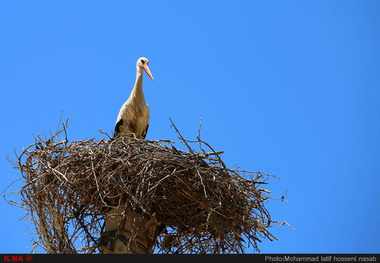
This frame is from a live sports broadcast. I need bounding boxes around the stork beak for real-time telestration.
[142,64,154,81]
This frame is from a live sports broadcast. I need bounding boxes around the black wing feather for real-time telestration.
[141,124,149,139]
[114,118,124,138]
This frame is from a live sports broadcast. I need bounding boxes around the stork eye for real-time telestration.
[141,59,146,64]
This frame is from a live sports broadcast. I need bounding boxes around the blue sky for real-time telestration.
[1,1,379,253]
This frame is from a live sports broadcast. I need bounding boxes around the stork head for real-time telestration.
[137,57,154,81]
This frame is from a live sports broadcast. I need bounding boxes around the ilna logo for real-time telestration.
[3,255,33,262]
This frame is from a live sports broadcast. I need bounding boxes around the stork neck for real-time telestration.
[131,67,145,103]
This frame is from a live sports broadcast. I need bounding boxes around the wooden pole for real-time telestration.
[100,207,157,254]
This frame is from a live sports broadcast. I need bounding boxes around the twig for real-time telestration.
[168,117,194,154]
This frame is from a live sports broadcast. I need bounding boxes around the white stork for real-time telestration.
[114,57,154,139]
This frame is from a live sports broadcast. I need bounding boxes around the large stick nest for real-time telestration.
[9,118,285,254]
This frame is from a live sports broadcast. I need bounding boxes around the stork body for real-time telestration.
[114,57,154,139]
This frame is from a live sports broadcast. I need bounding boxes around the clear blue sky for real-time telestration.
[1,1,379,254]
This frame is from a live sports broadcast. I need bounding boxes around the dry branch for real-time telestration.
[7,118,286,254]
